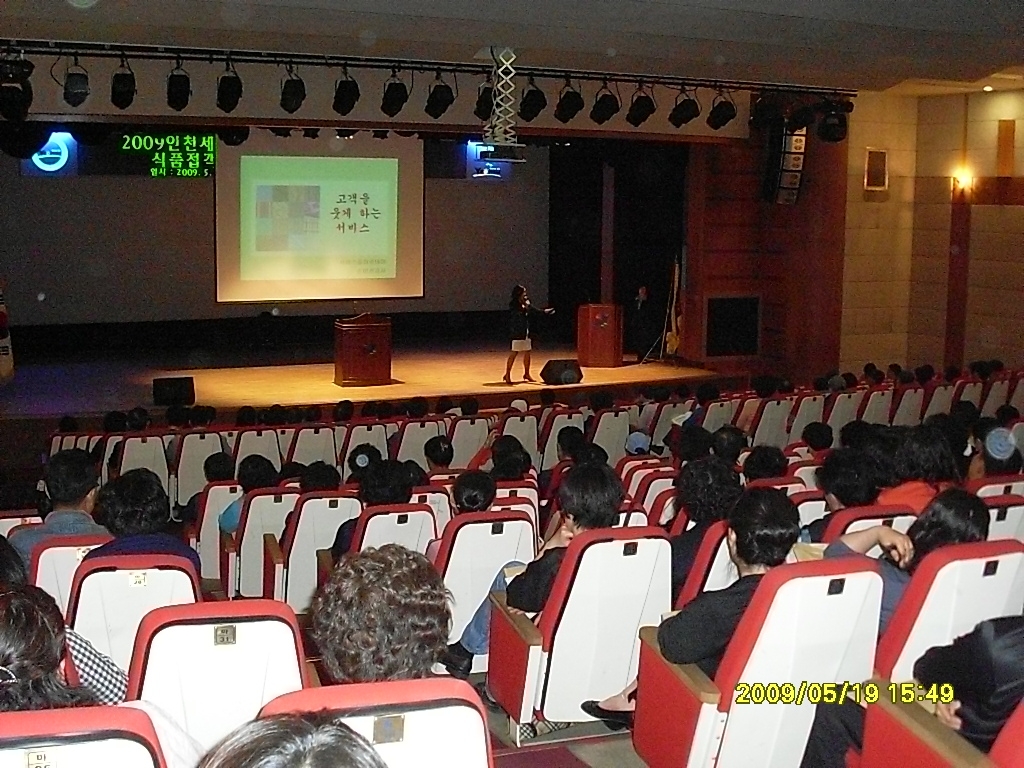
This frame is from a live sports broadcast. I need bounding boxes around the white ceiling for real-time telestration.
[4,0,1024,92]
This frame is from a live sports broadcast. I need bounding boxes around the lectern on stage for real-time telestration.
[334,315,392,386]
[577,304,623,368]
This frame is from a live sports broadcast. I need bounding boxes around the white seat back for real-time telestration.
[787,395,825,443]
[975,479,1024,498]
[0,512,42,538]
[120,436,170,491]
[358,509,437,554]
[842,514,917,558]
[982,378,1011,417]
[923,384,955,419]
[196,483,242,580]
[651,401,693,449]
[449,417,491,469]
[751,399,793,448]
[987,497,1024,542]
[892,387,925,426]
[235,429,283,471]
[700,401,734,433]
[498,415,539,467]
[1010,377,1024,413]
[539,412,586,471]
[826,391,864,445]
[618,510,650,527]
[175,432,224,506]
[284,495,362,612]
[287,426,338,467]
[411,490,453,533]
[31,538,110,614]
[860,389,893,426]
[791,464,820,490]
[396,420,443,471]
[340,424,389,481]
[591,410,631,465]
[237,492,299,597]
[958,380,983,407]
[796,497,828,527]
[275,429,296,458]
[639,476,675,516]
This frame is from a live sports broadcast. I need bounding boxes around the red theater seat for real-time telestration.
[821,505,918,552]
[192,480,241,581]
[350,503,436,554]
[223,489,299,598]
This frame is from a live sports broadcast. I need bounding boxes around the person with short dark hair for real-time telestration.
[539,389,559,408]
[887,363,903,381]
[443,462,623,677]
[877,424,959,512]
[801,422,834,454]
[346,443,382,486]
[199,713,387,768]
[235,406,258,427]
[802,449,882,542]
[459,396,480,417]
[331,460,414,560]
[87,469,201,573]
[743,446,788,481]
[915,364,936,386]
[435,396,455,415]
[126,407,151,433]
[103,411,129,433]
[278,462,307,483]
[489,435,532,481]
[10,449,107,566]
[582,487,801,728]
[839,419,874,450]
[299,461,341,493]
[333,400,355,423]
[453,470,497,513]
[667,423,713,463]
[424,436,454,472]
[219,455,279,535]
[406,397,430,419]
[996,404,1020,428]
[944,365,961,383]
[711,426,747,467]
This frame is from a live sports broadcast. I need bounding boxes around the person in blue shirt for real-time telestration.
[218,455,279,535]
[86,468,201,574]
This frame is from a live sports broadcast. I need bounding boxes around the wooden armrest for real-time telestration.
[220,531,237,554]
[639,626,720,704]
[316,549,334,588]
[264,533,284,565]
[488,591,542,646]
[865,693,991,766]
[183,523,197,542]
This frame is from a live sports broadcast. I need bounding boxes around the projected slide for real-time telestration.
[241,156,397,281]
[216,133,423,303]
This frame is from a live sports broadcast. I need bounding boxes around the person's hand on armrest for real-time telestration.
[836,525,913,566]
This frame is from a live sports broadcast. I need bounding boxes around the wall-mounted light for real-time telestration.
[953,167,974,191]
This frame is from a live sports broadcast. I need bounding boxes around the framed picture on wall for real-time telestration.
[864,148,889,191]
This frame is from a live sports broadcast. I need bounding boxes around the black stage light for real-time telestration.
[553,79,584,123]
[63,57,89,107]
[788,103,817,130]
[302,128,320,139]
[589,82,620,125]
[0,58,34,121]
[625,84,656,127]
[110,56,136,110]
[336,129,358,139]
[748,93,782,130]
[668,90,700,127]
[517,77,547,122]
[706,94,737,130]
[816,99,853,142]
[216,62,243,113]
[0,121,48,158]
[332,69,360,116]
[166,59,191,111]
[381,68,409,117]
[424,71,455,119]
[474,77,494,122]
[280,65,306,114]
[218,126,250,146]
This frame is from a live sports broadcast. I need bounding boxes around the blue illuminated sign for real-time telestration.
[21,132,78,177]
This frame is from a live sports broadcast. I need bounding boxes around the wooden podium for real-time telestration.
[577,304,623,368]
[334,315,392,386]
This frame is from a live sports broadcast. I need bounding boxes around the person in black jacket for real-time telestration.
[504,284,554,385]
[442,462,623,678]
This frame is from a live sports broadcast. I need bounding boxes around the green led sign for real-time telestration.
[118,132,216,177]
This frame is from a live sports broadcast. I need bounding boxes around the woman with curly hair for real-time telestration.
[311,544,451,683]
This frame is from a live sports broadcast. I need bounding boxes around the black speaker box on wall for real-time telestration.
[153,376,196,406]
[540,359,583,385]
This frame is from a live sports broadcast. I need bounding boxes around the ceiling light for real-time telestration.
[216,61,243,113]
[381,68,409,117]
[590,81,620,125]
[706,92,737,130]
[518,77,547,122]
[63,56,89,107]
[0,57,33,122]
[668,89,700,128]
[424,70,455,119]
[473,76,494,122]
[625,83,656,127]
[788,103,817,131]
[280,64,306,114]
[110,56,135,110]
[332,68,360,116]
[983,85,994,92]
[336,129,358,139]
[302,128,320,139]
[166,58,191,111]
[553,79,584,123]
[217,126,250,146]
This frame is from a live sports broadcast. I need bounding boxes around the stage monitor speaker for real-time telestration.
[540,359,583,386]
[153,376,196,406]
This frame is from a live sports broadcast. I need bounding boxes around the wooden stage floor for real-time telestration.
[0,344,718,419]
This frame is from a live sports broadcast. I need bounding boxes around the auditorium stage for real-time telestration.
[0,343,719,419]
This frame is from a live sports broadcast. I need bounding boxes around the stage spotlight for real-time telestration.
[625,84,656,127]
[668,89,700,127]
[332,68,360,116]
[63,57,89,107]
[381,68,409,117]
[789,103,817,130]
[336,129,358,139]
[217,126,250,146]
[216,61,243,113]
[302,128,320,139]
[280,65,306,114]
[424,71,455,119]
[518,77,547,122]
[589,81,620,125]
[0,57,34,121]
[553,79,584,123]
[473,76,494,122]
[706,93,737,130]
[166,58,191,111]
[748,93,782,130]
[110,56,135,110]
[816,99,854,143]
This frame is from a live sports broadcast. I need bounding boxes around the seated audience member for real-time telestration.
[312,544,449,682]
[453,470,498,514]
[403,397,428,419]
[126,407,151,433]
[299,461,341,493]
[943,365,961,383]
[968,427,1023,480]
[742,445,788,482]
[0,536,127,704]
[928,412,973,478]
[838,419,874,450]
[625,431,651,456]
[861,362,879,383]
[459,396,480,417]
[278,461,307,485]
[888,363,904,382]
[434,396,455,415]
[235,406,259,427]
[346,443,383,486]
[801,614,1024,767]
[824,487,989,633]
[667,423,713,464]
[489,435,533,481]
[87,469,201,573]
[803,449,882,542]
[199,714,387,768]
[582,487,801,728]
[102,410,129,433]
[0,585,201,767]
[711,426,747,468]
[443,462,623,678]
[333,399,355,423]
[801,421,834,456]
[669,457,743,599]
[10,449,107,566]
[541,426,588,500]
[402,459,428,488]
[584,391,616,434]
[330,460,415,560]
[996,404,1020,428]
[218,455,279,535]
[175,451,234,526]
[915,364,936,387]
[876,424,958,512]
[163,405,192,462]
[376,401,395,419]
[424,435,455,473]
[57,415,79,433]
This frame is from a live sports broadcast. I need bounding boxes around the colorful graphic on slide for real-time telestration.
[240,156,398,281]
